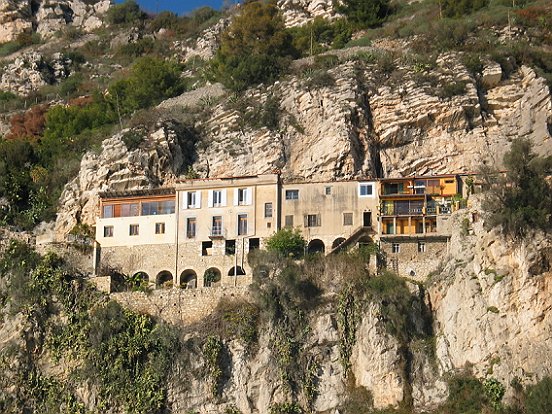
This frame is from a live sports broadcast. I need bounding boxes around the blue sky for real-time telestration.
[115,0,233,15]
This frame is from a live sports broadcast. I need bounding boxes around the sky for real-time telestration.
[115,0,230,15]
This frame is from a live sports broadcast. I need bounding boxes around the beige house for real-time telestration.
[280,180,379,254]
[94,173,465,288]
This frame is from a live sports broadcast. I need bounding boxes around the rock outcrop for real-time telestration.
[0,51,71,95]
[54,124,186,240]
[278,0,340,27]
[0,0,109,43]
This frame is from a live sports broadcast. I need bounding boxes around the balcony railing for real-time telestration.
[381,203,452,216]
[209,227,226,239]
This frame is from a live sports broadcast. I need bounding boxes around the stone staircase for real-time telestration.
[328,226,375,255]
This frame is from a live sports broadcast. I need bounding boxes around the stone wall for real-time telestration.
[381,237,448,280]
[111,285,250,325]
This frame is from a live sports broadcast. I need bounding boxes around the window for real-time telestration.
[225,239,236,255]
[120,203,139,217]
[155,223,165,234]
[234,188,251,206]
[418,242,426,253]
[186,218,196,238]
[129,224,139,236]
[249,238,260,251]
[238,188,247,205]
[202,240,212,256]
[187,192,197,208]
[285,189,299,200]
[343,213,353,226]
[102,205,113,218]
[213,190,222,206]
[103,226,113,237]
[285,215,294,227]
[325,186,332,195]
[392,243,400,253]
[211,216,222,236]
[305,214,321,227]
[142,200,175,215]
[264,202,273,218]
[238,214,248,235]
[359,183,374,197]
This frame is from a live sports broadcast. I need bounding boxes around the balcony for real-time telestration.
[209,227,226,239]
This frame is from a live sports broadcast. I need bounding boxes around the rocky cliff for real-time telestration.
[3,198,551,413]
[0,0,109,42]
[53,51,552,235]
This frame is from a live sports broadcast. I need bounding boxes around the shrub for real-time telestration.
[525,377,552,414]
[106,0,146,25]
[265,229,306,259]
[289,17,352,56]
[439,81,467,98]
[335,0,391,29]
[108,56,186,114]
[481,138,552,239]
[438,0,490,18]
[212,0,298,91]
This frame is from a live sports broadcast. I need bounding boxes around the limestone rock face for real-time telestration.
[0,1,32,42]
[278,0,340,27]
[428,199,552,402]
[0,0,109,43]
[350,303,405,409]
[0,51,70,95]
[54,125,185,240]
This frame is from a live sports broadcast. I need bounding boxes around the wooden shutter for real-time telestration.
[207,190,213,208]
[181,192,188,210]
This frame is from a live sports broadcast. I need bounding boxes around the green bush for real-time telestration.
[265,229,306,259]
[106,0,146,25]
[438,0,490,18]
[289,18,352,57]
[482,138,552,238]
[108,56,186,115]
[212,0,298,91]
[526,377,552,414]
[335,0,391,29]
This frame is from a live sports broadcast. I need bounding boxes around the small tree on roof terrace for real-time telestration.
[265,228,306,259]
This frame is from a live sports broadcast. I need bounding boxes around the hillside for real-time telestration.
[0,0,551,413]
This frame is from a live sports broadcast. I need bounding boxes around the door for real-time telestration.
[363,211,372,227]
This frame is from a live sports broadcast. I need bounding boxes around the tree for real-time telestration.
[437,0,489,18]
[265,228,306,258]
[107,56,186,114]
[212,0,298,91]
[481,138,552,239]
[334,0,390,29]
[106,0,146,25]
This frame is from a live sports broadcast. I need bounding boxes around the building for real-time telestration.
[94,173,464,287]
[377,175,461,278]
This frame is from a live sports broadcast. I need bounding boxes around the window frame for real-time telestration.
[285,189,299,200]
[103,225,114,237]
[237,213,248,236]
[284,215,294,228]
[129,224,139,236]
[418,241,426,253]
[186,217,197,239]
[264,202,273,218]
[343,212,353,226]
[359,182,374,197]
[392,243,400,253]
[155,222,165,235]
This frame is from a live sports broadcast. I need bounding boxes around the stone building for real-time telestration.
[377,175,461,279]
[94,173,463,287]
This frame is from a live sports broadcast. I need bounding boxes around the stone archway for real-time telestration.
[307,239,325,255]
[156,270,173,289]
[204,267,221,287]
[228,266,246,276]
[129,271,150,290]
[332,237,346,249]
[180,269,198,289]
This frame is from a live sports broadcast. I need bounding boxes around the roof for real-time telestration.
[99,187,175,200]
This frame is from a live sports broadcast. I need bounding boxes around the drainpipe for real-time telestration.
[175,191,180,287]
